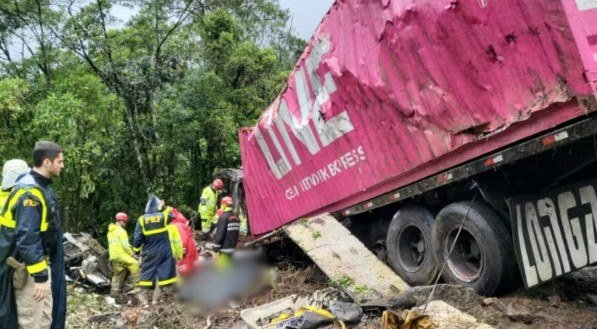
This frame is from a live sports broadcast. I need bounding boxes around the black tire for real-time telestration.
[432,201,518,296]
[386,205,438,285]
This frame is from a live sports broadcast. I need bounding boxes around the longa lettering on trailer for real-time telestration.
[509,180,597,288]
[252,35,355,180]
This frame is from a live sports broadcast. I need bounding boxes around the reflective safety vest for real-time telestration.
[0,190,9,212]
[0,187,48,232]
[167,224,183,261]
[138,208,172,236]
[198,186,219,223]
[0,185,50,275]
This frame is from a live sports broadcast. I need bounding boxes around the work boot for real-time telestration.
[110,288,123,298]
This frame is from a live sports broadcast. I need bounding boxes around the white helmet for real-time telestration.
[2,159,30,190]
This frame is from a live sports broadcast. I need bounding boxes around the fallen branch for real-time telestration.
[202,315,213,329]
[87,312,118,323]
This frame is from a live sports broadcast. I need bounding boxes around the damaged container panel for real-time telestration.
[239,0,597,234]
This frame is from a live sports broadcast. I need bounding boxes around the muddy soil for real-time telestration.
[67,239,597,329]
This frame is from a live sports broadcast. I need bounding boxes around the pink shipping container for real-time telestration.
[239,0,597,235]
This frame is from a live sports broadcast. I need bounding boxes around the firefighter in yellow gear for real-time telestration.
[107,212,139,295]
[197,178,224,241]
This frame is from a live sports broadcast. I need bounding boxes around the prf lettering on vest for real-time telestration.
[515,184,597,287]
[145,216,161,224]
[254,35,355,179]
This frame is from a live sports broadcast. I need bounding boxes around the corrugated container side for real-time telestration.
[240,0,597,235]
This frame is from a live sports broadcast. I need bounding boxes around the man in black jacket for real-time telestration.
[0,141,67,329]
[209,196,239,256]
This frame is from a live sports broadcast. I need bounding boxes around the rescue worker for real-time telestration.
[167,220,184,264]
[0,159,31,328]
[133,195,181,304]
[196,178,224,241]
[209,196,240,257]
[170,208,198,275]
[0,159,29,209]
[107,212,139,296]
[0,141,67,329]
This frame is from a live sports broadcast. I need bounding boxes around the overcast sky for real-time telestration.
[112,1,335,40]
[278,0,334,40]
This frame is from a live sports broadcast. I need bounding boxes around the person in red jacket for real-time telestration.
[170,208,198,275]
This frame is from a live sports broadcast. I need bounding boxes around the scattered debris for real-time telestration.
[87,312,119,324]
[382,309,434,329]
[328,301,362,323]
[64,235,597,329]
[104,296,120,308]
[240,295,301,328]
[240,287,351,328]
[385,292,417,310]
[481,298,501,308]
[548,294,561,308]
[479,295,541,325]
[121,308,140,326]
[417,301,494,329]
[504,302,542,324]
[63,232,111,291]
[268,305,336,329]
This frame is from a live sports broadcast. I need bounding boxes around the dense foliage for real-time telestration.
[0,0,306,237]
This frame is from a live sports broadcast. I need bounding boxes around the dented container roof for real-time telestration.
[240,0,597,235]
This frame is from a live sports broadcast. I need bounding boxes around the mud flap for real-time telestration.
[509,179,597,288]
[284,213,409,305]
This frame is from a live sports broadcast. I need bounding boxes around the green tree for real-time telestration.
[0,0,306,235]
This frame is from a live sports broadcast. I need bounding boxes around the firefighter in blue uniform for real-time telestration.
[133,195,177,303]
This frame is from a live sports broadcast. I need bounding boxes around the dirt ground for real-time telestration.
[67,261,329,328]
[67,240,597,329]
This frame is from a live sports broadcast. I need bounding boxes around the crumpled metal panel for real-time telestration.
[240,0,597,235]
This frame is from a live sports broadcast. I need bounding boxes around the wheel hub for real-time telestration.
[445,228,483,283]
[397,225,428,273]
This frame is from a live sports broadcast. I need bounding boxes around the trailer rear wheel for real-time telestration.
[386,205,438,285]
[432,201,517,296]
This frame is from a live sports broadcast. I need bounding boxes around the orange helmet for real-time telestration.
[212,178,224,190]
[221,196,233,207]
[115,212,128,222]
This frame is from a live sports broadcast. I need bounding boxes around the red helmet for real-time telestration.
[115,212,128,222]
[212,178,224,190]
[221,196,233,207]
